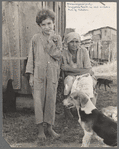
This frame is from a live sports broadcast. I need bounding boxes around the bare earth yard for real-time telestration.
[3,74,117,148]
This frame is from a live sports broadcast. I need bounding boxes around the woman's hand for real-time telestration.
[29,74,34,87]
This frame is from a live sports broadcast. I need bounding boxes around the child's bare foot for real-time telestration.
[47,124,60,139]
[35,132,46,146]
[48,129,60,139]
[35,123,46,145]
[38,132,46,141]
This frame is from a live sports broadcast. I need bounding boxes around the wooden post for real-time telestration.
[108,43,110,62]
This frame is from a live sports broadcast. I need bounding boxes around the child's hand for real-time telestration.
[48,31,60,46]
[48,30,55,41]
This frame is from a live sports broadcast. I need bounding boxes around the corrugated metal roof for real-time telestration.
[84,26,117,36]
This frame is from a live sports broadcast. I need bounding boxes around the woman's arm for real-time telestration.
[83,46,92,68]
[61,65,94,77]
[61,64,92,75]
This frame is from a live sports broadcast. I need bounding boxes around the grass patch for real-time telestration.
[2,70,117,147]
[92,60,117,76]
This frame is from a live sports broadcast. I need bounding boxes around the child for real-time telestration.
[26,9,62,142]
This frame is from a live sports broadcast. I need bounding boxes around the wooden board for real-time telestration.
[2,2,20,89]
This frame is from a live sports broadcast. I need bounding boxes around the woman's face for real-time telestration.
[40,17,54,35]
[68,38,80,51]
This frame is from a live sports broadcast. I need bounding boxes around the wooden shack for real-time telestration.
[2,1,66,94]
[82,26,117,62]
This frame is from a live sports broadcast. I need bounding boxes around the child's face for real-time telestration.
[40,17,54,35]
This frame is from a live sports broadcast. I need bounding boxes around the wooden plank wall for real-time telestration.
[91,28,117,61]
[2,1,66,94]
[2,1,42,92]
[2,2,20,90]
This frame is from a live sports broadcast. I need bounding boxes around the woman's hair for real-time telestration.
[36,9,55,26]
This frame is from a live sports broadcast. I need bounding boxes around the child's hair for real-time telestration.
[36,9,55,26]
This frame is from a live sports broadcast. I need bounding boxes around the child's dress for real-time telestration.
[26,32,62,125]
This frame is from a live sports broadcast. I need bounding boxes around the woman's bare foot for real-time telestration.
[47,124,60,139]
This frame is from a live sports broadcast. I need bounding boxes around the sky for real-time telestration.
[66,2,117,35]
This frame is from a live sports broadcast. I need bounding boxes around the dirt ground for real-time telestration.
[3,75,117,148]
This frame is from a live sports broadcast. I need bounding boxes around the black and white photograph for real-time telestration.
[2,1,117,148]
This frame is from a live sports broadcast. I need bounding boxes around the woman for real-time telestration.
[26,9,62,142]
[61,32,97,105]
